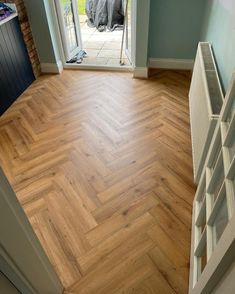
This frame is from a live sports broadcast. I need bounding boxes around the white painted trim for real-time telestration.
[46,0,137,71]
[125,0,136,66]
[131,0,137,66]
[40,61,63,74]
[149,58,194,70]
[133,67,149,78]
[56,60,63,73]
[54,0,81,61]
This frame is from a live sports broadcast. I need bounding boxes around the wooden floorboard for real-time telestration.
[0,69,195,293]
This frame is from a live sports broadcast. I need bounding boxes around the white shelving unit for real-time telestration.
[189,74,235,294]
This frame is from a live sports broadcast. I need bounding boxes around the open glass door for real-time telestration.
[55,0,82,61]
[125,0,134,65]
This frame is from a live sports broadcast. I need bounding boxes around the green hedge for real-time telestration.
[78,0,86,15]
[61,0,86,15]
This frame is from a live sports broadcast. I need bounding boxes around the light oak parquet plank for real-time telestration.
[69,255,156,294]
[77,213,156,274]
[148,246,188,294]
[114,273,176,294]
[0,69,194,293]
[86,194,158,247]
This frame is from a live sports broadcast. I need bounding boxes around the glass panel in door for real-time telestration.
[125,0,132,64]
[55,0,82,61]
[60,0,78,52]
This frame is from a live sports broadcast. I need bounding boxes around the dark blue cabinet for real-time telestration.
[0,16,35,115]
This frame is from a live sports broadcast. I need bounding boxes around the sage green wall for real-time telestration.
[135,0,150,67]
[24,0,57,64]
[201,0,235,91]
[148,0,205,59]
[43,0,61,63]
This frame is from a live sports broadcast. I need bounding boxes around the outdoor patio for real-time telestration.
[80,15,131,66]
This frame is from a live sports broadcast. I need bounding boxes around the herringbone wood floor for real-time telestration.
[0,70,195,294]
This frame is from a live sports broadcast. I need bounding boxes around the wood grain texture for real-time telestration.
[0,69,195,293]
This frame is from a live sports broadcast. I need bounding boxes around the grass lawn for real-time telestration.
[78,0,86,15]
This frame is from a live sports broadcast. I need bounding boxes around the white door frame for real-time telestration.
[50,0,137,71]
[125,0,135,64]
[0,168,63,294]
[54,0,82,61]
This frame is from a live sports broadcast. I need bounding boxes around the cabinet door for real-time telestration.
[0,17,35,115]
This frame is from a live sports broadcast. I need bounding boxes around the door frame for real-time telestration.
[0,168,63,294]
[54,0,82,61]
[49,0,137,71]
[125,0,135,65]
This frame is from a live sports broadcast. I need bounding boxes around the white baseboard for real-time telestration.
[40,60,63,74]
[133,67,149,78]
[149,58,194,70]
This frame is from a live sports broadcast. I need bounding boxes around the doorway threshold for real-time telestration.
[64,63,133,72]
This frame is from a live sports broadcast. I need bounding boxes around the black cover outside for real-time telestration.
[85,0,124,31]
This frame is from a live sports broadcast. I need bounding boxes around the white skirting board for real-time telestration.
[133,67,149,78]
[40,60,63,74]
[149,58,194,70]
